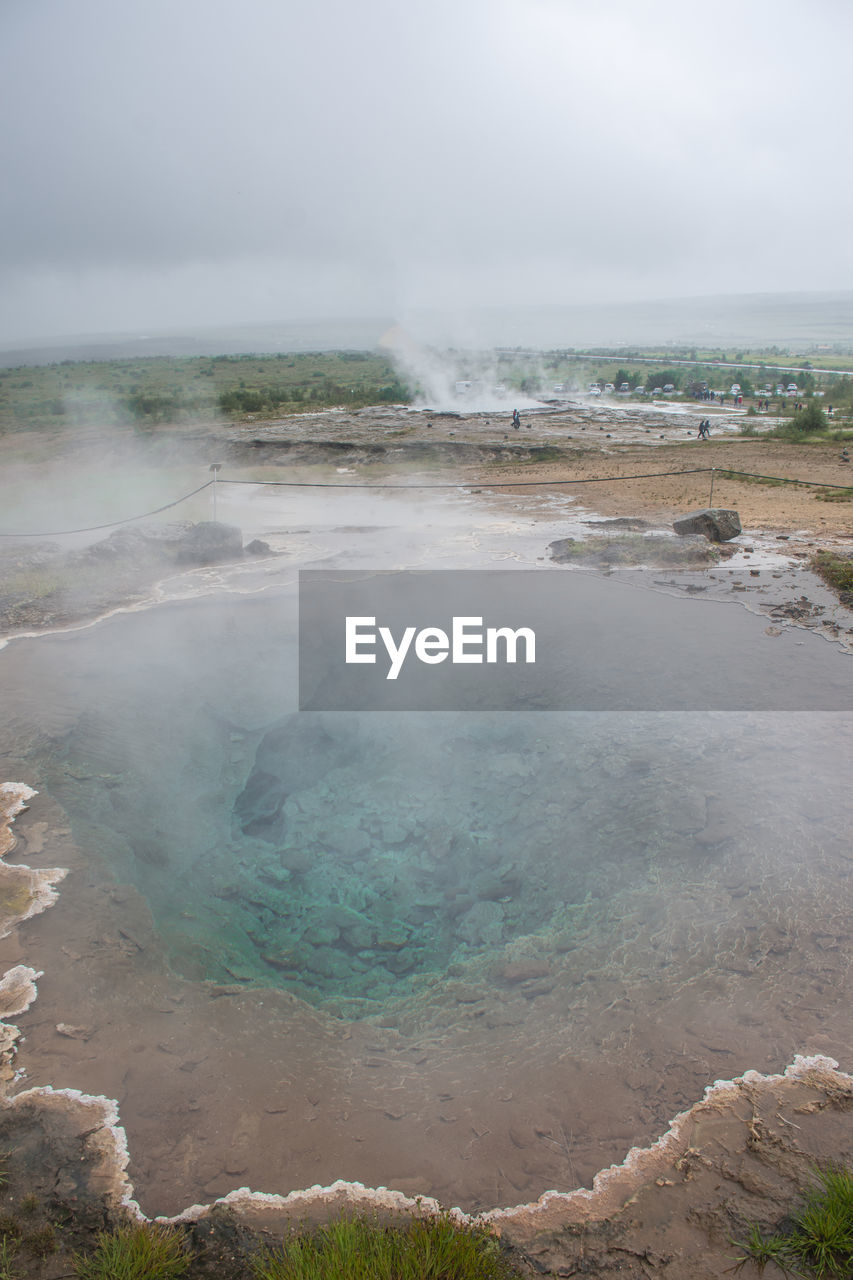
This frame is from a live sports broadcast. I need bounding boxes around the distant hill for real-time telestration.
[414,291,853,351]
[2,291,852,367]
[0,317,393,368]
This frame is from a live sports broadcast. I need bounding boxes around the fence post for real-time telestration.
[209,462,222,522]
[709,467,716,506]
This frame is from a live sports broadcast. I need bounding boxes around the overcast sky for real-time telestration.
[2,0,852,344]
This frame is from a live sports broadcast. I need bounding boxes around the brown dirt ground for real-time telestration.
[467,439,853,538]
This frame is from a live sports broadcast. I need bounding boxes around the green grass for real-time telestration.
[814,488,853,502]
[732,1165,853,1278]
[74,1222,193,1280]
[0,1237,16,1280]
[716,469,805,490]
[811,550,853,593]
[249,1212,520,1280]
[789,1166,853,1279]
[732,1221,793,1273]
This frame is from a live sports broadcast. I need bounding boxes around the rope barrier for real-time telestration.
[0,480,213,538]
[218,468,715,490]
[1,465,852,538]
[713,469,853,491]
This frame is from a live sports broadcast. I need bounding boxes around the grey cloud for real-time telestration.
[1,0,852,341]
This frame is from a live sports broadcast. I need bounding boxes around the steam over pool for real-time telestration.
[2,481,852,1214]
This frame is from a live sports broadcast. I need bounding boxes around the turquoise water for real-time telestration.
[11,580,851,1025]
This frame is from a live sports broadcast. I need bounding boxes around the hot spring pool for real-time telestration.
[1,485,852,1215]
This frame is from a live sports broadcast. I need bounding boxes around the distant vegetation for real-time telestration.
[482,344,853,416]
[2,341,853,437]
[0,351,410,434]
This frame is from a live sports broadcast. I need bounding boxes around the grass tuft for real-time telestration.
[732,1164,853,1278]
[814,488,853,502]
[811,550,853,594]
[0,1237,17,1280]
[249,1211,520,1280]
[789,1166,853,1279]
[731,1221,793,1273]
[74,1222,193,1280]
[23,1222,57,1257]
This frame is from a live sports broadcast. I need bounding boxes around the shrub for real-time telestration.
[794,403,828,433]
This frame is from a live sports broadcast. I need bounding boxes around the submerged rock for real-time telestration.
[673,507,742,541]
[457,900,504,946]
[235,715,357,842]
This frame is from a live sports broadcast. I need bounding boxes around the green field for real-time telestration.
[0,350,409,435]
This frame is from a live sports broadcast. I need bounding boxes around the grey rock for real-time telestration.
[176,521,244,564]
[672,508,742,542]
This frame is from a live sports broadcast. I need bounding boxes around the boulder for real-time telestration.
[673,508,742,542]
[175,521,243,564]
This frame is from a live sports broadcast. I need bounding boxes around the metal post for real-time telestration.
[209,463,222,522]
[709,467,715,506]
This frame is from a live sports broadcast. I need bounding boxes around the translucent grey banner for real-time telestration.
[298,570,853,711]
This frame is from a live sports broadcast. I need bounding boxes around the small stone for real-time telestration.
[55,1023,94,1041]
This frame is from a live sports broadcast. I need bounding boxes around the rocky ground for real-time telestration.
[1,398,852,637]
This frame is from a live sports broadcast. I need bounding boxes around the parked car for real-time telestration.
[588,385,601,396]
[604,382,615,393]
[619,382,630,392]
[663,384,675,393]
[633,385,645,394]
